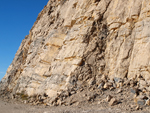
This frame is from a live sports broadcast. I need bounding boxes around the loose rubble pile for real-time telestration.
[1,75,150,112]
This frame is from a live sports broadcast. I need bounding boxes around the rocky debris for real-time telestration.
[1,77,150,112]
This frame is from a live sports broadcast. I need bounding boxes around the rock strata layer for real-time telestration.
[1,0,150,109]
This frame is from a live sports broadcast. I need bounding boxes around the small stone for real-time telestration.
[57,99,61,105]
[109,98,118,106]
[97,82,104,89]
[101,75,107,81]
[134,94,148,105]
[130,88,139,94]
[133,94,138,98]
[87,96,90,101]
[142,88,147,93]
[114,77,122,83]
[53,102,58,106]
[146,86,150,92]
[124,79,130,86]
[103,83,108,89]
[70,91,76,95]
[134,96,138,103]
[24,100,27,104]
[110,87,115,91]
[137,74,142,79]
[138,95,148,100]
[89,78,96,86]
[79,88,83,92]
[76,102,80,106]
[136,106,140,110]
[146,80,150,86]
[106,95,113,102]
[146,92,150,98]
[87,95,96,101]
[97,101,101,104]
[137,99,145,106]
[130,104,136,108]
[103,82,112,89]
[43,112,48,113]
[145,99,150,106]
[115,82,123,88]
[117,89,122,93]
[11,94,15,99]
[108,80,114,83]
[116,83,120,88]
[119,82,123,87]
[130,80,136,87]
[113,83,117,88]
[83,94,87,97]
[139,80,147,86]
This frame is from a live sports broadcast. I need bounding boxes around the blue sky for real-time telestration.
[0,0,48,80]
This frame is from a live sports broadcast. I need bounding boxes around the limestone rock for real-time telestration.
[130,88,139,95]
[106,95,113,102]
[103,82,113,89]
[145,99,150,106]
[109,98,118,106]
[1,0,150,107]
[116,89,122,94]
[134,95,148,106]
[137,100,145,106]
[97,82,104,89]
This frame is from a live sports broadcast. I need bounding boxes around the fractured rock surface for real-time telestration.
[1,0,150,111]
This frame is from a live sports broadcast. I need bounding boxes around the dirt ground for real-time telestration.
[0,98,149,113]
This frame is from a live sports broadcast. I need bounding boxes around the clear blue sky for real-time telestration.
[0,0,48,80]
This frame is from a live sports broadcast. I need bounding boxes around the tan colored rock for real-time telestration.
[103,82,113,89]
[1,0,150,106]
[106,95,113,102]
[146,99,150,106]
[109,98,118,106]
[139,80,147,87]
[146,86,150,92]
[116,89,122,94]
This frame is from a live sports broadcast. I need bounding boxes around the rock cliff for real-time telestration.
[1,0,150,109]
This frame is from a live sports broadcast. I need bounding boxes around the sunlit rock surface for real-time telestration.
[1,0,150,98]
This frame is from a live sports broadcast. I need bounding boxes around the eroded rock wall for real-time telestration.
[1,0,150,98]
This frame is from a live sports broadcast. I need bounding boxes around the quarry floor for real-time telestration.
[0,98,149,113]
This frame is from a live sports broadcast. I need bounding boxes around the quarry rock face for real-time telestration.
[1,0,150,103]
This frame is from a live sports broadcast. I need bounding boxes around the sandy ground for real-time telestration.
[0,98,149,113]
